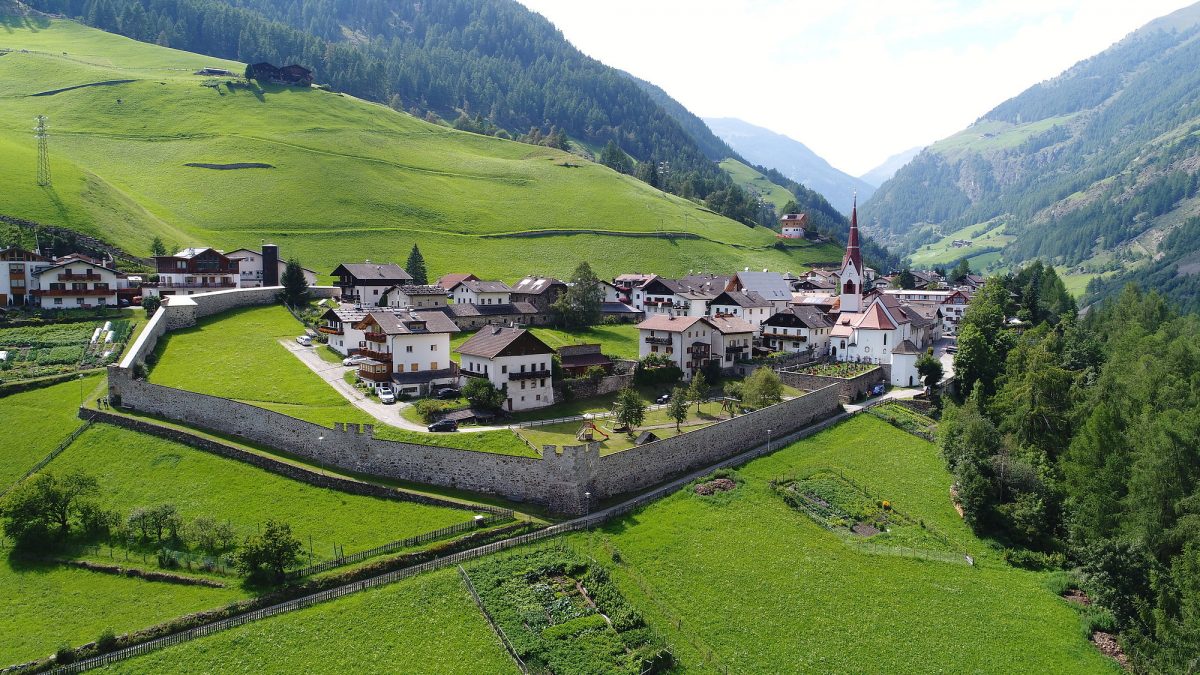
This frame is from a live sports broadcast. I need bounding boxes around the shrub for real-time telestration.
[413,398,451,423]
[55,644,76,664]
[96,628,118,652]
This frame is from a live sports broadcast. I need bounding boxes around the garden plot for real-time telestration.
[0,319,134,381]
[793,361,878,378]
[467,547,672,674]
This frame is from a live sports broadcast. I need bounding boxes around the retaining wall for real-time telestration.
[555,372,633,401]
[778,366,884,402]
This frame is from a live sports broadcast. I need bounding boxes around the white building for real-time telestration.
[635,314,714,380]
[351,310,459,395]
[761,306,834,356]
[779,213,807,238]
[940,290,971,336]
[0,246,50,306]
[382,284,448,310]
[148,248,242,297]
[331,262,412,305]
[704,315,757,371]
[228,245,317,289]
[456,326,555,412]
[708,290,773,328]
[31,257,121,309]
[450,279,512,306]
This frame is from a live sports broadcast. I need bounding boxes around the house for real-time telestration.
[437,273,478,291]
[939,290,971,336]
[318,306,370,355]
[635,314,714,380]
[728,270,792,312]
[708,290,773,328]
[30,257,121,309]
[0,246,50,306]
[450,279,511,306]
[599,280,623,303]
[147,248,241,297]
[638,274,728,317]
[704,315,757,372]
[440,301,548,330]
[351,310,459,395]
[778,213,807,238]
[509,277,567,312]
[761,306,834,356]
[331,262,412,305]
[456,326,556,411]
[227,245,316,288]
[557,344,613,378]
[382,284,448,310]
[613,273,654,304]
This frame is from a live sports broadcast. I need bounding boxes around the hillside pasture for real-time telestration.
[0,372,104,488]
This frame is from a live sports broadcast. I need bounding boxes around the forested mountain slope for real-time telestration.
[0,14,846,280]
[861,2,1200,306]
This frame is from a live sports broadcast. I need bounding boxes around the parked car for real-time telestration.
[656,392,671,404]
[343,355,368,367]
[435,388,460,400]
[295,335,313,346]
[428,418,458,432]
[378,387,396,404]
[945,345,958,354]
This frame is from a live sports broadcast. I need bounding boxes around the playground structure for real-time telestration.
[576,421,611,442]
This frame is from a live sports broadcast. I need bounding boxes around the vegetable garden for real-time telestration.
[0,318,135,381]
[793,361,878,378]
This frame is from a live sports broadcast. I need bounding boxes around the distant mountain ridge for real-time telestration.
[861,1,1200,309]
[859,146,922,187]
[704,117,875,214]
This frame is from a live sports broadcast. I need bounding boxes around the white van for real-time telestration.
[295,335,313,347]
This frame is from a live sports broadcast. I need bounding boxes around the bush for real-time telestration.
[413,398,451,423]
[96,628,118,652]
[1002,548,1067,571]
[55,644,76,664]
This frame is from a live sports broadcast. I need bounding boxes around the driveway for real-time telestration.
[932,336,957,383]
[280,341,506,433]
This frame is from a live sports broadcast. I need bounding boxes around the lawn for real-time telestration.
[0,18,843,282]
[516,404,722,454]
[0,557,243,667]
[0,372,105,489]
[148,304,535,456]
[569,415,1117,672]
[47,424,476,562]
[97,569,515,674]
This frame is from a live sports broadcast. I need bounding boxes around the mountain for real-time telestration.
[704,117,875,214]
[625,74,738,162]
[861,2,1200,307]
[0,14,848,281]
[859,146,922,187]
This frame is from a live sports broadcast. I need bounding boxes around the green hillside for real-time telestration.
[860,3,1200,305]
[0,16,842,280]
[719,158,797,212]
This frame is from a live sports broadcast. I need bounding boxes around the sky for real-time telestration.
[517,0,1196,176]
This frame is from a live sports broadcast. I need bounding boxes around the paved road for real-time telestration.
[843,386,924,413]
[280,341,507,433]
[932,336,957,383]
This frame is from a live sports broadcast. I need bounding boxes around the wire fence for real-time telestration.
[285,512,513,580]
[0,418,93,499]
[458,565,529,675]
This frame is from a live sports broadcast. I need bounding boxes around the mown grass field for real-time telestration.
[719,157,799,212]
[449,323,641,363]
[0,557,243,667]
[97,569,514,674]
[0,372,104,488]
[570,415,1117,672]
[908,219,1014,268]
[517,405,722,454]
[0,17,842,282]
[48,424,475,561]
[147,304,535,456]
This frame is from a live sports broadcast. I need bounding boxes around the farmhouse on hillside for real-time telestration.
[456,325,555,411]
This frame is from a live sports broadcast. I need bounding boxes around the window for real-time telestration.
[540,379,546,387]
[431,362,438,370]
[430,345,437,351]
[53,297,63,305]
[410,363,418,372]
[501,365,507,374]
[76,298,85,305]
[883,334,888,346]
[406,345,413,353]
[651,345,658,353]
[520,381,526,390]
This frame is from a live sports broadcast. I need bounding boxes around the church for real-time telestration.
[827,198,934,388]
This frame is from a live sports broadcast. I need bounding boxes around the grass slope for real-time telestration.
[719,157,798,212]
[0,373,104,488]
[99,569,515,674]
[0,17,841,281]
[48,424,473,561]
[449,323,641,363]
[147,304,534,456]
[572,416,1115,672]
[0,558,243,666]
[907,219,1014,268]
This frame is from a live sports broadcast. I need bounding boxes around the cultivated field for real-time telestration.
[96,569,515,674]
[570,415,1117,672]
[0,372,104,488]
[0,316,137,382]
[0,18,842,282]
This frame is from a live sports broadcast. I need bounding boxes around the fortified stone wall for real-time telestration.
[554,372,634,402]
[778,366,884,402]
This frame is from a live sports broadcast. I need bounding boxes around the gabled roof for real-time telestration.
[510,277,566,295]
[732,271,792,303]
[711,290,772,309]
[641,276,685,295]
[443,302,538,317]
[855,303,897,331]
[456,326,554,359]
[636,315,709,333]
[331,263,412,282]
[677,274,731,297]
[33,258,119,275]
[385,284,448,297]
[437,273,478,290]
[454,279,511,294]
[356,310,459,335]
[765,305,834,330]
[705,315,756,335]
[891,339,921,355]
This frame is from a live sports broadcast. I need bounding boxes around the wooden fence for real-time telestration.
[0,418,93,499]
[458,565,530,674]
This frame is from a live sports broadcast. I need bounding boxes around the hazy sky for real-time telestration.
[518,0,1195,176]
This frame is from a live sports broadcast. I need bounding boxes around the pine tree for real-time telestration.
[405,244,428,285]
[280,259,309,306]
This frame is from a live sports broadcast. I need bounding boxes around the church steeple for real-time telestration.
[838,193,864,313]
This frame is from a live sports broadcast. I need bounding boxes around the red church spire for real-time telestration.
[841,193,862,274]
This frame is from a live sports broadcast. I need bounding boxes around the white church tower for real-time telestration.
[838,195,864,313]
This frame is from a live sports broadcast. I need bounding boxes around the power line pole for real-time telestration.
[35,115,51,187]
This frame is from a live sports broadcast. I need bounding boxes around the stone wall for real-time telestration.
[554,372,634,402]
[777,366,884,403]
[108,367,840,514]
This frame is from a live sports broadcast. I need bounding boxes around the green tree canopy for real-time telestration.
[405,244,429,285]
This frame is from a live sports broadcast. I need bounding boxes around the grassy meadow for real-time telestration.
[720,157,797,211]
[0,17,841,281]
[47,424,475,561]
[570,415,1117,672]
[449,323,642,363]
[907,219,1014,268]
[0,372,104,488]
[147,304,535,456]
[98,569,515,674]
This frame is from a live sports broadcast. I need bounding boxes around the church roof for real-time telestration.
[840,195,863,276]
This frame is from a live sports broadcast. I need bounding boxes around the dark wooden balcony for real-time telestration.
[358,348,391,362]
[318,325,343,335]
[645,336,672,345]
[363,331,386,343]
[33,288,115,297]
[508,369,551,381]
[58,273,104,281]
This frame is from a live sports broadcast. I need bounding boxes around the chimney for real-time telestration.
[262,243,279,286]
